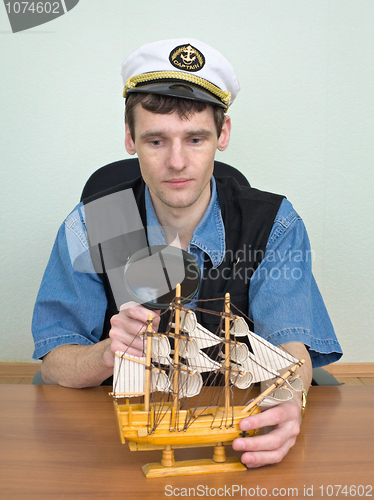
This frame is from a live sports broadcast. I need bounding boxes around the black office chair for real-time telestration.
[33,159,340,386]
[80,158,250,201]
[311,367,340,386]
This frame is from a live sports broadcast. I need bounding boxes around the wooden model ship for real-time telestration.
[111,284,304,478]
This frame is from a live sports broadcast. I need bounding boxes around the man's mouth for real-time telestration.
[165,179,191,187]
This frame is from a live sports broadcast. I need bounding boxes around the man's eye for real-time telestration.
[190,138,202,144]
[150,140,161,146]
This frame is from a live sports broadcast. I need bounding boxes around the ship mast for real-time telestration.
[171,283,182,427]
[144,313,153,413]
[224,292,231,418]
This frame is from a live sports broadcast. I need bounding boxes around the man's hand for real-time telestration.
[232,341,312,468]
[232,398,302,468]
[109,303,160,359]
[41,303,160,388]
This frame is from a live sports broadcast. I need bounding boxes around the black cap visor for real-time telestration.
[126,82,226,109]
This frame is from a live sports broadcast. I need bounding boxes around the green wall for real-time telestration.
[1,0,373,363]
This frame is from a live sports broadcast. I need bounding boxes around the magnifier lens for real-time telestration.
[124,245,200,309]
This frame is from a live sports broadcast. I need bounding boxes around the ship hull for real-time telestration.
[114,401,260,447]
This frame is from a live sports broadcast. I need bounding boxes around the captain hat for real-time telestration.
[121,38,240,112]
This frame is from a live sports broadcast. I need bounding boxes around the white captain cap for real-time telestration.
[121,38,240,112]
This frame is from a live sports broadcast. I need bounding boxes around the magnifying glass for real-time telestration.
[124,245,200,309]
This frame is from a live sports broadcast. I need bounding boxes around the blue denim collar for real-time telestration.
[145,177,225,269]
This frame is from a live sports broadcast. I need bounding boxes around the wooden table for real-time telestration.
[0,385,373,499]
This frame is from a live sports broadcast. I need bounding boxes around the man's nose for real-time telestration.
[168,142,187,170]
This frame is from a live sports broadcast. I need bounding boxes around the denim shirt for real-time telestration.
[32,178,342,367]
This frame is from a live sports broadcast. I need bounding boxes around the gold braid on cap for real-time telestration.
[124,71,231,112]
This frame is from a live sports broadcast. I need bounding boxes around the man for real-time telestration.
[32,39,342,468]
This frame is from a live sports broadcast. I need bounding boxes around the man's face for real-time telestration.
[125,103,231,214]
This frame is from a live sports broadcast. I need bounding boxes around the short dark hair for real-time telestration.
[125,93,225,141]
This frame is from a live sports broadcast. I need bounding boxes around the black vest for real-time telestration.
[83,175,284,339]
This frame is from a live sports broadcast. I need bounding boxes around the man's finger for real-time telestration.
[233,420,299,453]
[240,401,300,431]
[239,438,295,468]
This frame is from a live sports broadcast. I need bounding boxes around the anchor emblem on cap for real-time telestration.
[180,46,197,65]
[169,43,205,72]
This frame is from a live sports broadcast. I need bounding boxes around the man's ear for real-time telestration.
[217,115,231,152]
[124,123,136,155]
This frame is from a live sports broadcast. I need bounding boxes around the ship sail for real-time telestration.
[113,352,171,397]
[113,299,301,404]
[186,351,222,373]
[179,310,221,350]
[114,353,146,396]
[230,317,298,372]
[170,367,203,398]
